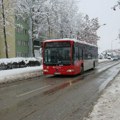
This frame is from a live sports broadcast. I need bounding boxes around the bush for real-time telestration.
[0,57,41,71]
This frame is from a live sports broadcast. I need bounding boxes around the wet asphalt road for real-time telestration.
[0,61,120,120]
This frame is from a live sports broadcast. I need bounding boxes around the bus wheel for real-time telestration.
[80,66,84,74]
[93,62,95,69]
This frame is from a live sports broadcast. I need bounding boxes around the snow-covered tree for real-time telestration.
[16,0,49,57]
[112,1,120,41]
[49,0,78,38]
[113,0,120,10]
[0,0,101,59]
[15,0,79,56]
[75,14,100,45]
[16,0,34,57]
[32,0,78,39]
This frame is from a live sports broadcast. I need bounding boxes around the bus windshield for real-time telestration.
[44,42,71,65]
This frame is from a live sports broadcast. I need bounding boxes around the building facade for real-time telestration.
[15,17,30,57]
[0,0,30,58]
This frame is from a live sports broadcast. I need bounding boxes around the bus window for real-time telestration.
[78,47,83,60]
[44,49,51,63]
[87,54,92,59]
[44,46,71,65]
[74,47,79,61]
[74,46,83,61]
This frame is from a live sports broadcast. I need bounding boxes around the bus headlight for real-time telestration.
[43,69,48,72]
[67,69,74,72]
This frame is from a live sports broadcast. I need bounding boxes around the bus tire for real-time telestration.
[93,62,95,69]
[80,65,84,74]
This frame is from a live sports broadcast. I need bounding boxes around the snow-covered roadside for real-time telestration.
[0,59,110,84]
[84,73,120,120]
[0,57,40,65]
[0,66,43,84]
[98,59,111,63]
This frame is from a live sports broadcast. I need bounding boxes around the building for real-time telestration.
[0,0,30,58]
[15,17,30,57]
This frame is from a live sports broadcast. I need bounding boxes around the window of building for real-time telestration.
[16,27,21,33]
[16,52,21,57]
[24,29,27,35]
[17,40,21,46]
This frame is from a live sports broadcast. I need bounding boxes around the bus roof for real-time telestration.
[43,38,97,47]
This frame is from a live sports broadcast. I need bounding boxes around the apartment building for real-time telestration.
[15,17,30,57]
[0,0,30,58]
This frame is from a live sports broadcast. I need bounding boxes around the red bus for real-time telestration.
[42,39,98,75]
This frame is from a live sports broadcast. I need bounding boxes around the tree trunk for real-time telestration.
[1,0,9,58]
[32,19,35,57]
[29,7,35,57]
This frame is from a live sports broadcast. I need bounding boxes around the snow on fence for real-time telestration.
[0,57,42,70]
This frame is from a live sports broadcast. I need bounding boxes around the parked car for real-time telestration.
[112,57,118,61]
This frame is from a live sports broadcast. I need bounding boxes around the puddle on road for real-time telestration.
[43,75,85,95]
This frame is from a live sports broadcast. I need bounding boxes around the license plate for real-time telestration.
[54,72,61,75]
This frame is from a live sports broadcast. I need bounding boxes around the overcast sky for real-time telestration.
[78,0,120,53]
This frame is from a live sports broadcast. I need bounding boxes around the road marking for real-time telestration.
[16,85,51,97]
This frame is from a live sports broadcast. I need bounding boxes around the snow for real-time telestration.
[0,66,43,83]
[0,57,40,64]
[0,57,42,83]
[84,73,120,120]
[98,59,110,63]
[0,66,42,78]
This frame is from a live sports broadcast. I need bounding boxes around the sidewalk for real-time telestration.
[84,72,120,120]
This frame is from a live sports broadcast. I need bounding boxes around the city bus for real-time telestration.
[42,39,98,75]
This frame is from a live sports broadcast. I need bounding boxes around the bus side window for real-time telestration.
[78,47,83,60]
[87,53,92,59]
[74,47,79,60]
[45,49,51,62]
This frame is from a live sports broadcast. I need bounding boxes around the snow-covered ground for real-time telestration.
[84,73,120,120]
[0,66,43,84]
[0,57,41,65]
[0,57,43,83]
[98,58,111,63]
